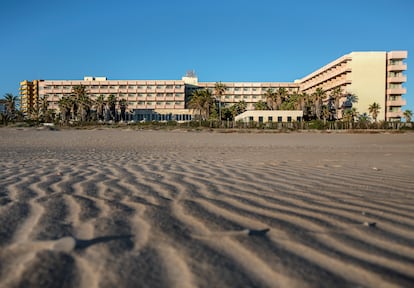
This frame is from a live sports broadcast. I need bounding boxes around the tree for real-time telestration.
[188,89,213,124]
[312,88,326,120]
[403,110,412,123]
[39,95,49,120]
[275,87,289,110]
[368,102,381,122]
[330,87,344,120]
[254,100,269,110]
[264,89,276,110]
[95,95,106,121]
[119,98,128,122]
[214,82,226,120]
[321,105,330,125]
[71,85,91,122]
[230,101,247,118]
[107,94,117,121]
[4,93,19,117]
[58,96,72,123]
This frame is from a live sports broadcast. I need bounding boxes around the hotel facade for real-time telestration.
[19,50,407,122]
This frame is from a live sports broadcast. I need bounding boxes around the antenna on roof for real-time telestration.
[185,70,197,77]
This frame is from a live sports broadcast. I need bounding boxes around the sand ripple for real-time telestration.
[1,129,414,287]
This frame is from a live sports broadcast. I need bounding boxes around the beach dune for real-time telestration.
[1,128,414,287]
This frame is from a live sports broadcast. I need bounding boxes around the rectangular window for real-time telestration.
[268,116,273,122]
[175,85,182,89]
[156,85,164,89]
[287,116,292,122]
[249,116,254,121]
[258,116,263,123]
[297,116,302,122]
[277,116,282,122]
[166,85,173,89]
[128,85,136,89]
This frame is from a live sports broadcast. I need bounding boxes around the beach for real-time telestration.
[1,128,414,288]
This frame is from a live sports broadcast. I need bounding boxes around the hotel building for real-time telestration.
[298,51,408,121]
[19,50,407,122]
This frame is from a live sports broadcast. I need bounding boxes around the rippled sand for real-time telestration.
[1,128,414,287]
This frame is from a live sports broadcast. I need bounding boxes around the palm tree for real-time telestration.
[368,102,381,122]
[119,98,128,122]
[188,89,213,124]
[230,101,247,118]
[58,96,72,123]
[214,82,226,120]
[254,100,269,110]
[330,87,343,120]
[321,105,330,125]
[264,89,276,110]
[71,85,91,122]
[38,95,50,122]
[275,87,289,110]
[95,95,106,121]
[107,94,117,121]
[312,88,326,120]
[403,110,412,123]
[4,93,19,117]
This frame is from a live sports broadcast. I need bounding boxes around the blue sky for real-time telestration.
[1,0,413,111]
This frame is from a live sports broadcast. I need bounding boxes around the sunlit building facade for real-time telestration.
[19,50,407,121]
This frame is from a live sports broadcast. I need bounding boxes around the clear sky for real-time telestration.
[1,0,413,112]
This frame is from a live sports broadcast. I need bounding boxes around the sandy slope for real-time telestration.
[0,128,414,288]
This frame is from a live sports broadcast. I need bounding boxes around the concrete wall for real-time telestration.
[347,52,387,121]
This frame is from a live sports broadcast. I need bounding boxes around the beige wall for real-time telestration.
[235,110,303,123]
[347,52,387,121]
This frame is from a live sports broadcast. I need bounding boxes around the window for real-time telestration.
[175,85,182,89]
[268,116,273,122]
[156,85,164,89]
[166,85,173,89]
[128,85,135,89]
[157,93,164,97]
[297,116,302,122]
[287,116,292,122]
[277,116,282,122]
[258,116,263,123]
[234,87,240,91]
[249,116,254,122]
[138,85,145,90]
[147,86,154,90]
[166,93,173,97]
[243,88,249,91]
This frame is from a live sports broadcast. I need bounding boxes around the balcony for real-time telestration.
[387,87,406,94]
[387,99,406,107]
[388,51,407,59]
[387,111,403,119]
[387,63,407,71]
[387,75,407,83]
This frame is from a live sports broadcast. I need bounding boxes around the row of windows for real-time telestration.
[137,102,183,105]
[41,85,183,90]
[42,93,184,98]
[250,116,302,122]
[218,87,296,92]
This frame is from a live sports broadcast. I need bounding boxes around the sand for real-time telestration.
[0,128,414,288]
